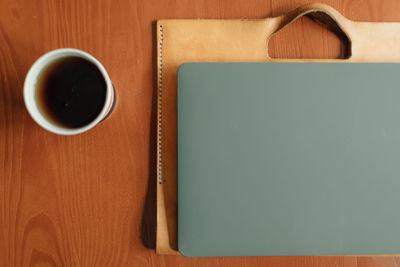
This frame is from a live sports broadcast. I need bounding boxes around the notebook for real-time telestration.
[177,62,400,257]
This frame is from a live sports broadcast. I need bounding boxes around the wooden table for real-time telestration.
[1,0,399,266]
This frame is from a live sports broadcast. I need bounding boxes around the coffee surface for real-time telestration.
[36,56,107,129]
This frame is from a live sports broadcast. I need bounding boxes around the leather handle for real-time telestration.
[267,3,353,59]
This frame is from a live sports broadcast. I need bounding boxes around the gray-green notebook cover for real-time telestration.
[177,62,400,257]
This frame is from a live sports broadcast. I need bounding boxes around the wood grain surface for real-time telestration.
[0,0,400,266]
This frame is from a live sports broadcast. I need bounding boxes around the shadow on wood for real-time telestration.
[139,21,158,250]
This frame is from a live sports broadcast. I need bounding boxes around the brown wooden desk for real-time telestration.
[0,0,399,266]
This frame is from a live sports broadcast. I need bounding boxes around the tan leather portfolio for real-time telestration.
[156,3,400,254]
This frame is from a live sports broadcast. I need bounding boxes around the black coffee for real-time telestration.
[36,56,107,129]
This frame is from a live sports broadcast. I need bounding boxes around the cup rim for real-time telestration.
[23,48,113,135]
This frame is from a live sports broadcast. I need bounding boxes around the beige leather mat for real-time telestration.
[156,3,400,254]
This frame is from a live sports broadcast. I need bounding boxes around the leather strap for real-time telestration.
[266,3,352,58]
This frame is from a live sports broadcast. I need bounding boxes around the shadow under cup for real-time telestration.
[24,48,115,135]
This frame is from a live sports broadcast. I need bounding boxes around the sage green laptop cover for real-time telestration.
[177,63,400,257]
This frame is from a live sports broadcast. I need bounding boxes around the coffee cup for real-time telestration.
[24,48,115,135]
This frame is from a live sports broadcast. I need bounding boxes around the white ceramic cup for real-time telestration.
[24,48,115,135]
